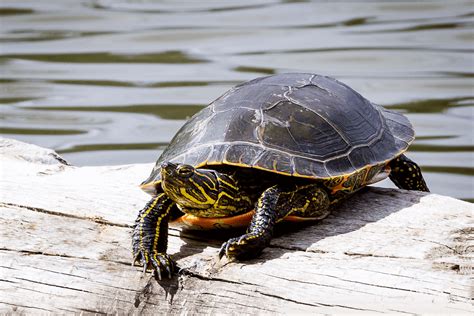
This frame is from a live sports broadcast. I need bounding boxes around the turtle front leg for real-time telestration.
[389,154,430,192]
[132,193,175,279]
[219,184,330,260]
[219,185,281,260]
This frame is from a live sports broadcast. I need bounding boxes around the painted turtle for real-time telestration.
[132,73,429,279]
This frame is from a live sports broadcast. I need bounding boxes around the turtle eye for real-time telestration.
[176,165,193,178]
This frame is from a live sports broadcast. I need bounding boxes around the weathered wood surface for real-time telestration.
[0,138,472,315]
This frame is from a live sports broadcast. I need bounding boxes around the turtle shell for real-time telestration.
[141,73,413,194]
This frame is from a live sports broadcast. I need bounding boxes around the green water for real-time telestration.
[0,0,473,201]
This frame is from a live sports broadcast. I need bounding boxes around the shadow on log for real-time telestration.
[0,138,472,314]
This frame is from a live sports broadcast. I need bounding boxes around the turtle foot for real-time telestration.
[218,233,268,261]
[133,249,175,280]
[150,252,175,280]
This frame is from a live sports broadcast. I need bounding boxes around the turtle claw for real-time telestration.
[150,252,174,280]
[218,236,241,259]
[131,249,149,274]
[218,240,231,260]
[219,234,264,260]
[132,254,140,267]
[132,247,174,279]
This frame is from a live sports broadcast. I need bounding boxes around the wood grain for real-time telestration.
[1,138,472,314]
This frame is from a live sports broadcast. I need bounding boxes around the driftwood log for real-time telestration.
[0,138,472,314]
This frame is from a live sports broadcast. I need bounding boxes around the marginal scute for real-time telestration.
[142,73,414,187]
[253,150,293,175]
[348,146,377,169]
[292,156,329,178]
[206,144,227,165]
[325,156,354,177]
[224,144,264,166]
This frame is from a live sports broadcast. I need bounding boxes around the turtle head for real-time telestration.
[161,162,219,209]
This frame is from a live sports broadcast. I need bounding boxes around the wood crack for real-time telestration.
[199,291,275,312]
[255,290,322,308]
[262,273,376,296]
[309,272,439,296]
[343,251,417,260]
[0,279,16,284]
[12,276,94,294]
[0,302,56,313]
[0,247,132,267]
[178,267,257,287]
[256,290,383,312]
[78,308,107,315]
[268,244,419,260]
[1,202,131,228]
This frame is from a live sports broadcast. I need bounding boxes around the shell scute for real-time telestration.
[253,150,293,175]
[224,144,264,166]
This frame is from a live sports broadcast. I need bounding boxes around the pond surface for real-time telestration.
[1,0,473,201]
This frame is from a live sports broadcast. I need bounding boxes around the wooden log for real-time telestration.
[0,137,472,314]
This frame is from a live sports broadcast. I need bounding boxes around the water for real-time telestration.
[0,0,473,201]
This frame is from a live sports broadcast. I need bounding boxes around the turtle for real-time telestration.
[132,73,429,279]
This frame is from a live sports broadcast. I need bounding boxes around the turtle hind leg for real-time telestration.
[389,154,430,192]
